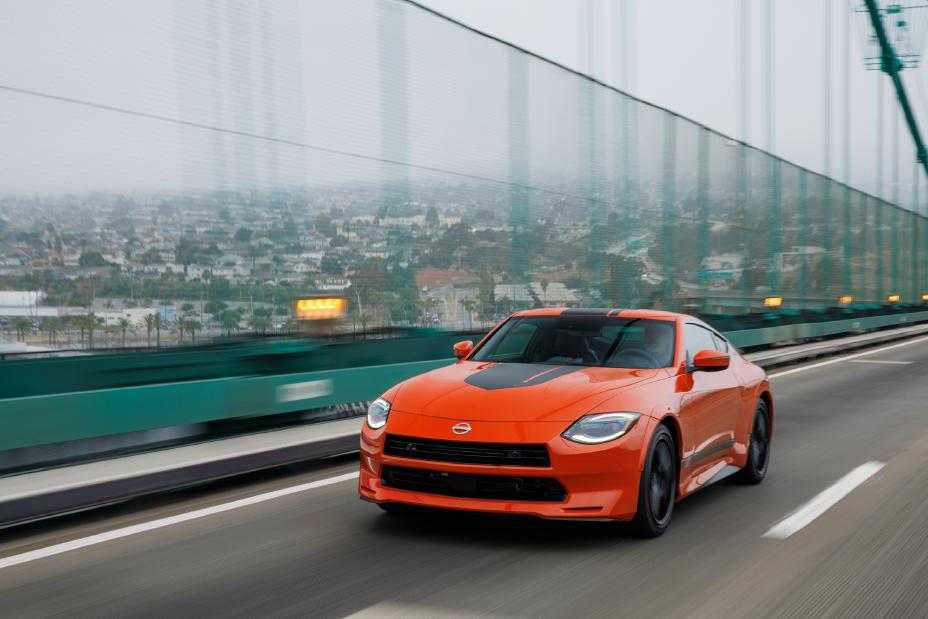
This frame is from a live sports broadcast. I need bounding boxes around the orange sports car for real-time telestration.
[358,308,773,536]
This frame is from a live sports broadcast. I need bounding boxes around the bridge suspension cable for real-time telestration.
[862,0,928,179]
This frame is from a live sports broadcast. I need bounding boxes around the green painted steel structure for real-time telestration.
[3,312,928,454]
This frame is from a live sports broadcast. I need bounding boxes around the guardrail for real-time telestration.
[723,309,928,348]
[3,309,928,456]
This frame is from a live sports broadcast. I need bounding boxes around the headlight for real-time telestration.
[562,412,641,444]
[367,398,391,429]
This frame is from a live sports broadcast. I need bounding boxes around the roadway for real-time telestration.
[2,338,928,617]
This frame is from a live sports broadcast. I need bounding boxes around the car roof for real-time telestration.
[511,307,685,321]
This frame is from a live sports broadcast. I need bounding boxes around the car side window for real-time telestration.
[710,332,729,353]
[684,324,719,365]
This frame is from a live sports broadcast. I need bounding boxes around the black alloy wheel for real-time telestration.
[735,399,771,484]
[632,424,677,537]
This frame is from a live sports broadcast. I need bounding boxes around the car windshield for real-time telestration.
[471,316,676,369]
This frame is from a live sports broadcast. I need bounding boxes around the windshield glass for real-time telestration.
[471,316,676,369]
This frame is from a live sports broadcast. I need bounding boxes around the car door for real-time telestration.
[680,323,741,469]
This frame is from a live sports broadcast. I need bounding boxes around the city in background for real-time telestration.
[1,0,927,352]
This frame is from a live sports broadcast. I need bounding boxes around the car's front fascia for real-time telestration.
[358,389,659,521]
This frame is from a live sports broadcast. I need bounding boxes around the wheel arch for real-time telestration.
[758,388,774,436]
[657,414,683,463]
[636,413,682,473]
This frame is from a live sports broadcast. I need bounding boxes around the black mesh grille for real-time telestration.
[381,465,567,502]
[384,434,550,467]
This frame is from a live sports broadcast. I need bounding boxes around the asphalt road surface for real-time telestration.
[2,338,928,618]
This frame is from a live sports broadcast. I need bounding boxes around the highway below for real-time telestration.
[2,339,928,618]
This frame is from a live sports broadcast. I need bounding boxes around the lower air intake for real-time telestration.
[381,465,567,502]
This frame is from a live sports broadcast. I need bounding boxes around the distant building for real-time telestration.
[0,290,44,308]
[772,246,826,273]
[415,268,477,291]
[493,284,535,306]
[699,253,744,285]
[530,282,579,307]
[317,278,351,291]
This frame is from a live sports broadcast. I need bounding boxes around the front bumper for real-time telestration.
[358,410,649,521]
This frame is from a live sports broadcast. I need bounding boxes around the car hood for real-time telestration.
[391,361,660,422]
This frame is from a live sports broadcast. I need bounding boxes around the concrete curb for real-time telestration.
[746,322,928,369]
[0,421,360,528]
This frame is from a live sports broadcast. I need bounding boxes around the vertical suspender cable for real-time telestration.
[766,0,780,295]
[823,0,833,299]
[843,3,853,298]
[739,0,751,301]
[877,79,885,301]
[913,160,920,300]
[893,99,900,295]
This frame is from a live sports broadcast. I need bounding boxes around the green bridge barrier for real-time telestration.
[0,329,471,453]
[722,310,928,348]
[1,358,455,453]
[2,311,928,454]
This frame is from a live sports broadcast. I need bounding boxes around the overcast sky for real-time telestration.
[1,0,926,211]
[422,0,928,211]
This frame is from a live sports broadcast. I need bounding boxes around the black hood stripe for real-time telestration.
[464,363,582,390]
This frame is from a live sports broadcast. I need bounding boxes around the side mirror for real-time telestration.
[691,349,730,372]
[453,340,474,360]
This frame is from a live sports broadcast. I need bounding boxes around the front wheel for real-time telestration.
[631,424,677,537]
[734,399,771,484]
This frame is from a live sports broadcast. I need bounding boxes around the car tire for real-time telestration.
[734,399,770,485]
[631,424,677,538]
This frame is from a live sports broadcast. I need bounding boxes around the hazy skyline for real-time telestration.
[0,0,926,212]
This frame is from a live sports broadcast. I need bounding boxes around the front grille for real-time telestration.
[381,465,567,502]
[384,434,550,467]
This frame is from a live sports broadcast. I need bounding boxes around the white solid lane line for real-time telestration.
[0,471,359,571]
[848,359,913,365]
[762,462,885,540]
[768,335,928,378]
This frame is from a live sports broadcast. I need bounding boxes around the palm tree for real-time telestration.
[460,298,476,330]
[140,313,156,347]
[59,316,73,345]
[73,315,88,348]
[185,318,202,344]
[11,317,30,341]
[420,298,438,327]
[86,312,104,349]
[117,317,131,347]
[246,244,261,273]
[153,313,162,347]
[44,316,62,345]
[220,308,241,336]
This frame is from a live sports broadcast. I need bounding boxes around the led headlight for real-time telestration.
[366,398,391,429]
[562,412,641,444]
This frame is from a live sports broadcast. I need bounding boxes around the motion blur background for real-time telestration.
[3,3,928,617]
[2,0,928,352]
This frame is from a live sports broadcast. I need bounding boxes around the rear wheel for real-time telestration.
[735,399,770,484]
[631,424,677,537]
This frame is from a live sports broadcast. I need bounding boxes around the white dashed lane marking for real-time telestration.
[763,462,885,540]
[848,359,913,365]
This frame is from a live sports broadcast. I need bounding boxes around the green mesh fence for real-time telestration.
[0,0,926,346]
